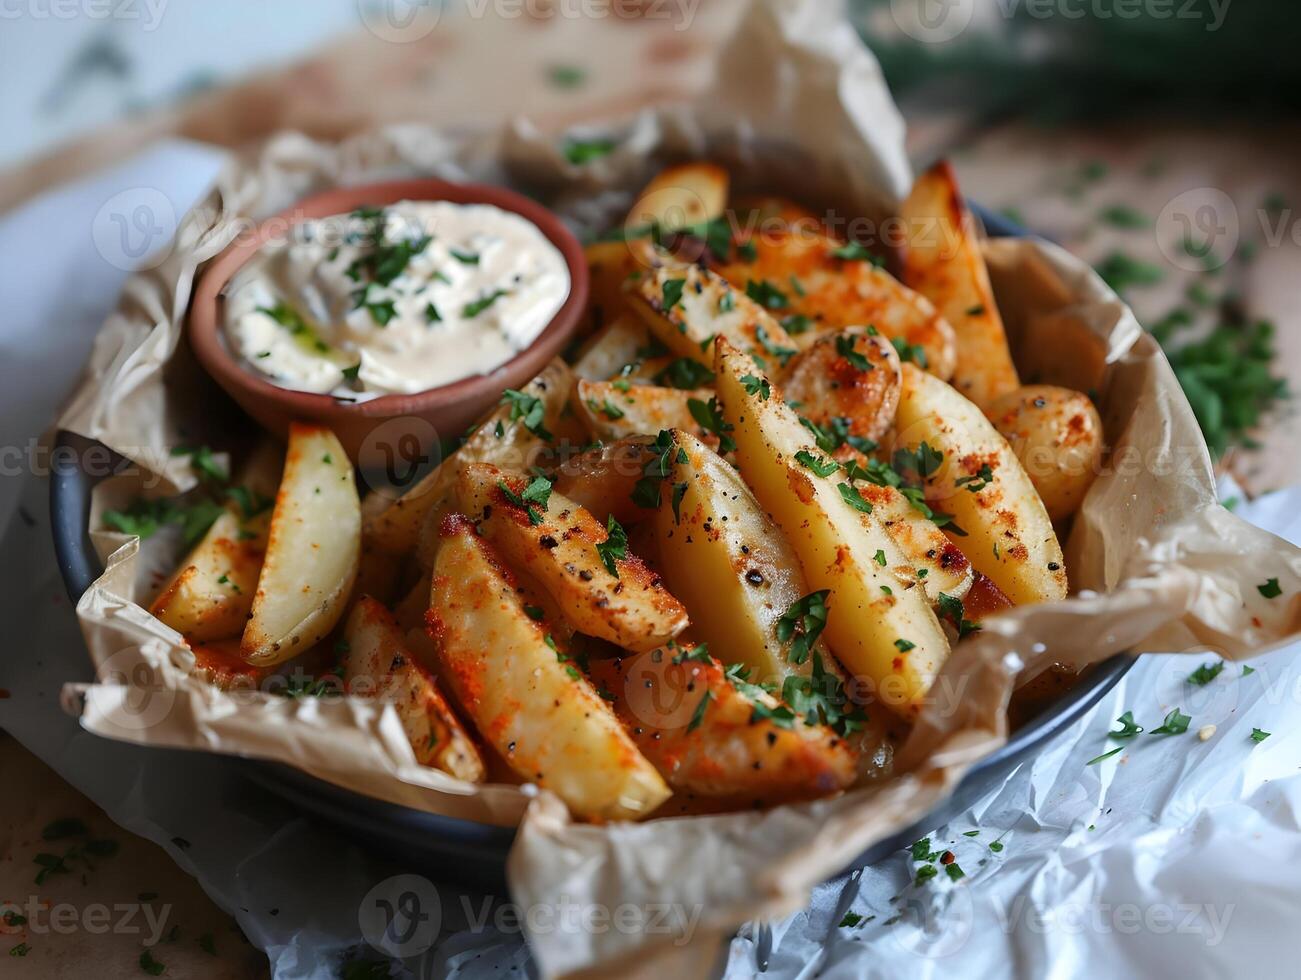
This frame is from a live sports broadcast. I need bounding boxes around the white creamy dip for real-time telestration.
[224,200,570,399]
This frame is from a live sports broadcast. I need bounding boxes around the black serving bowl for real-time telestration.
[48,206,1131,895]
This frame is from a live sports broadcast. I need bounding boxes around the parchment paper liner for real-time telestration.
[54,2,1301,975]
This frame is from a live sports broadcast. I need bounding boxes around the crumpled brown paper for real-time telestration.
[55,1,1301,976]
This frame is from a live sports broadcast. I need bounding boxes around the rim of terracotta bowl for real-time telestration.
[188,177,590,425]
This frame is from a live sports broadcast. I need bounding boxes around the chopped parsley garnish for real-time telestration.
[945,863,965,882]
[632,430,687,510]
[346,233,431,287]
[661,278,686,311]
[587,398,625,421]
[830,242,874,261]
[546,64,586,88]
[171,444,229,484]
[1187,660,1225,686]
[341,362,361,383]
[835,335,873,372]
[450,248,479,265]
[776,590,830,666]
[838,911,864,928]
[1148,708,1192,736]
[781,651,866,736]
[890,336,928,369]
[745,279,789,310]
[894,638,915,652]
[893,442,945,482]
[781,313,812,335]
[718,291,736,314]
[754,324,796,366]
[1111,711,1143,738]
[1098,204,1149,229]
[794,450,838,478]
[501,389,553,441]
[686,691,713,733]
[1250,727,1271,743]
[498,476,553,526]
[989,841,1004,853]
[740,374,770,400]
[365,299,397,326]
[462,288,509,318]
[955,462,995,493]
[139,950,165,976]
[687,397,736,453]
[1095,251,1164,294]
[563,138,615,165]
[965,304,987,317]
[915,864,939,884]
[654,358,715,390]
[425,302,441,323]
[1258,577,1282,598]
[837,482,873,514]
[736,239,758,262]
[523,604,546,621]
[1086,745,1124,766]
[595,515,628,577]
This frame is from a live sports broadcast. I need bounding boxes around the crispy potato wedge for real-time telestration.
[626,161,729,231]
[457,463,689,652]
[655,430,816,687]
[893,364,1067,605]
[553,436,659,526]
[782,327,903,453]
[241,424,361,666]
[628,261,797,369]
[344,597,485,783]
[711,226,957,379]
[575,379,718,449]
[587,645,856,802]
[365,360,574,558]
[901,160,1019,407]
[149,508,266,642]
[429,517,670,820]
[572,313,654,381]
[713,340,950,717]
[986,384,1104,521]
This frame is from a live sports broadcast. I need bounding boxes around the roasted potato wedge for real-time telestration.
[344,597,485,783]
[365,360,574,558]
[711,226,957,379]
[149,508,267,642]
[853,481,975,604]
[892,364,1068,605]
[628,262,798,369]
[572,313,654,381]
[457,463,689,652]
[781,327,902,453]
[575,379,718,449]
[553,436,659,526]
[241,424,360,666]
[713,340,950,717]
[986,385,1104,521]
[626,161,729,231]
[655,430,817,686]
[429,516,670,820]
[901,160,1019,407]
[587,645,857,802]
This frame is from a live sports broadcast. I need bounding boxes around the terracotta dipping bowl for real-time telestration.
[188,178,589,467]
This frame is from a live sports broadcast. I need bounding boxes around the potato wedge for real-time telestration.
[628,262,798,369]
[150,508,266,642]
[901,160,1019,407]
[781,327,902,452]
[457,463,688,652]
[429,516,670,820]
[710,226,957,379]
[553,436,659,526]
[986,384,1104,521]
[587,645,856,802]
[892,364,1067,605]
[713,340,949,717]
[188,638,272,690]
[343,597,485,783]
[655,430,817,687]
[572,313,654,381]
[581,241,661,336]
[241,424,361,665]
[365,360,574,557]
[575,379,718,449]
[626,161,729,231]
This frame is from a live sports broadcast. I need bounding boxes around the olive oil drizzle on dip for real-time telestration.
[224,200,571,400]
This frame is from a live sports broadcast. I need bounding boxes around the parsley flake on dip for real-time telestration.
[223,201,571,399]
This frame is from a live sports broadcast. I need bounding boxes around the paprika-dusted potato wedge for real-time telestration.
[626,161,729,231]
[429,517,670,820]
[628,261,798,369]
[655,430,817,687]
[457,463,689,652]
[901,160,1019,407]
[710,226,957,379]
[587,644,857,802]
[241,424,360,666]
[150,508,267,642]
[851,481,974,605]
[892,364,1067,606]
[552,436,660,526]
[781,326,903,453]
[713,339,950,718]
[364,359,574,558]
[986,384,1104,521]
[343,597,485,783]
[575,379,718,449]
